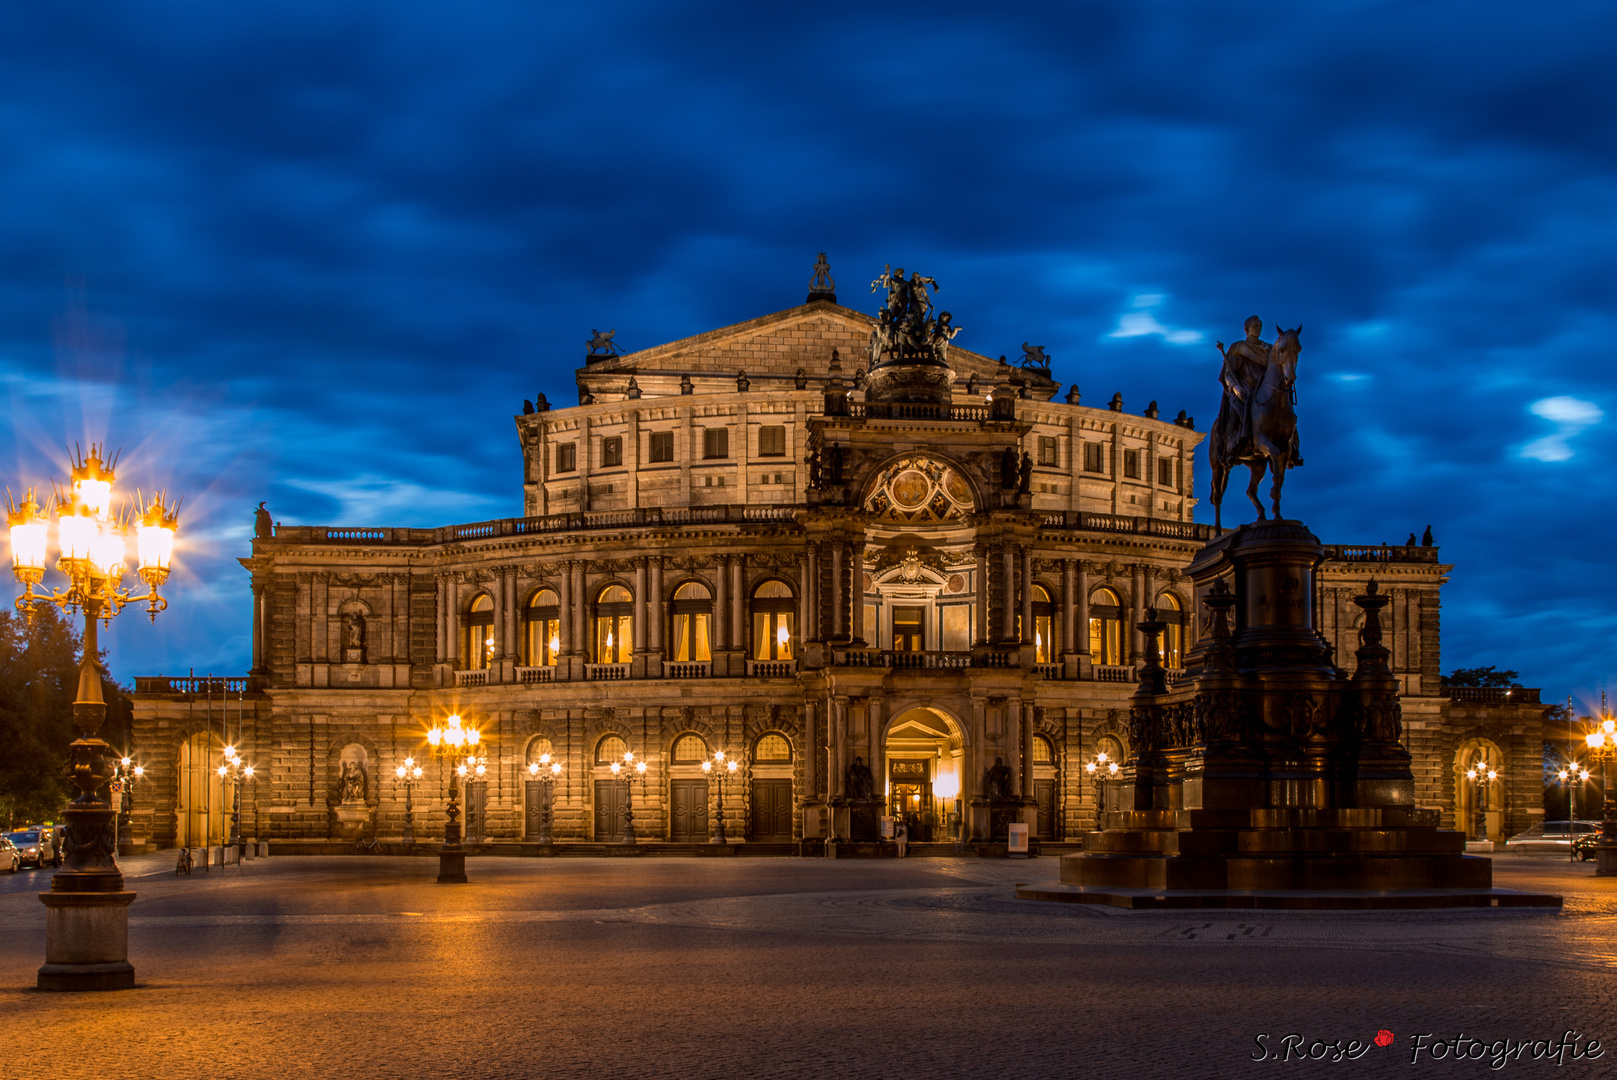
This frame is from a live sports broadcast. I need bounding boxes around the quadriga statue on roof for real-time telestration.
[1208,316,1303,528]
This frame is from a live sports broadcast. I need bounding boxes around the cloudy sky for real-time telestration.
[0,2,1611,705]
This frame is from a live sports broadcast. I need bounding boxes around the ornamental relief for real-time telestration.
[862,455,976,524]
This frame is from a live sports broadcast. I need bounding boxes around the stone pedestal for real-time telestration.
[331,804,371,841]
[437,849,467,883]
[1594,839,1617,877]
[1022,518,1561,910]
[846,799,884,842]
[38,891,137,991]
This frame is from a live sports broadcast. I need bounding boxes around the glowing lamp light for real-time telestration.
[136,494,179,578]
[427,728,442,747]
[456,763,467,778]
[610,761,621,775]
[548,631,560,656]
[216,765,228,778]
[1588,732,1603,750]
[1604,718,1616,736]
[89,526,126,578]
[7,492,48,574]
[133,765,144,779]
[934,772,960,799]
[396,765,407,779]
[243,765,254,779]
[120,756,132,768]
[474,762,486,778]
[71,447,115,519]
[636,760,647,775]
[777,624,790,647]
[1085,761,1096,774]
[58,510,96,562]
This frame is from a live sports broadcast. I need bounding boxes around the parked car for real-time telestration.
[5,829,55,869]
[0,836,18,873]
[1572,833,1608,861]
[1503,820,1603,852]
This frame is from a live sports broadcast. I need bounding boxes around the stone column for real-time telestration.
[634,558,648,669]
[1076,562,1091,669]
[1130,564,1145,663]
[558,561,573,657]
[572,561,588,655]
[802,699,818,802]
[445,576,461,669]
[797,554,812,645]
[436,574,449,663]
[829,544,845,640]
[502,567,519,660]
[870,694,887,809]
[1001,545,1016,642]
[974,544,989,645]
[1020,546,1034,647]
[648,556,663,654]
[831,695,848,798]
[1021,703,1035,799]
[313,573,330,663]
[250,579,267,673]
[804,545,819,642]
[714,554,729,654]
[851,540,866,645]
[1061,559,1075,658]
[730,554,744,651]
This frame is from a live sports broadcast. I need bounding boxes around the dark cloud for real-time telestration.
[0,1,1610,698]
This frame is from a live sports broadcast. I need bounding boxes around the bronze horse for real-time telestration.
[1209,326,1301,527]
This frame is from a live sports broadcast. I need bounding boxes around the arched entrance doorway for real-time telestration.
[1455,739,1505,841]
[883,706,965,843]
[176,730,225,849]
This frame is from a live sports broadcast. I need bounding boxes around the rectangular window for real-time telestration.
[1038,436,1058,467]
[703,427,729,459]
[1123,449,1140,480]
[555,442,576,473]
[601,436,622,468]
[648,431,674,463]
[1158,456,1175,486]
[758,425,786,457]
[892,606,926,652]
[1083,442,1104,473]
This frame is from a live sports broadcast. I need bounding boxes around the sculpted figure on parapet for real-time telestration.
[868,264,951,364]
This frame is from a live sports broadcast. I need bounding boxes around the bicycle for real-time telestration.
[352,836,380,855]
[175,846,193,875]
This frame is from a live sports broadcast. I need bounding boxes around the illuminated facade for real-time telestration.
[128,265,1545,850]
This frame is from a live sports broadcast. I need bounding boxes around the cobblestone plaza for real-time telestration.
[1,853,1612,1078]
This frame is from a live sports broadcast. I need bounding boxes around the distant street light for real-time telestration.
[111,756,145,856]
[1464,760,1499,843]
[7,445,179,991]
[216,746,255,861]
[394,757,424,847]
[1085,751,1120,821]
[609,749,649,845]
[1583,701,1617,876]
[426,713,480,883]
[525,754,563,844]
[1556,763,1591,863]
[701,749,739,844]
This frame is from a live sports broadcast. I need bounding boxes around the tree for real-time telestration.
[1441,665,1522,688]
[0,606,131,829]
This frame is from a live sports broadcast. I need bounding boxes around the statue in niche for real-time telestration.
[1017,452,1033,495]
[846,757,875,800]
[984,757,1013,801]
[339,759,367,804]
[345,613,365,650]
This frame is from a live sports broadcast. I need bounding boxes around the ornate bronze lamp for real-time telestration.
[425,713,480,882]
[525,754,562,844]
[700,749,739,844]
[609,749,649,845]
[1583,702,1617,876]
[7,445,179,990]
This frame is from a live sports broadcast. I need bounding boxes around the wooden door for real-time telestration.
[594,780,627,841]
[524,781,549,840]
[464,780,487,843]
[750,779,793,841]
[670,779,708,842]
[1034,779,1056,840]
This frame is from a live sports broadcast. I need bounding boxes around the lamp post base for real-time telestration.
[37,891,137,991]
[436,849,467,884]
[1594,841,1617,877]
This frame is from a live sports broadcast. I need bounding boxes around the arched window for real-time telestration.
[596,735,628,764]
[672,734,708,763]
[525,589,561,667]
[1089,588,1125,667]
[750,580,796,660]
[463,593,495,670]
[669,581,712,662]
[754,733,791,762]
[594,584,633,663]
[525,738,554,764]
[1156,592,1183,669]
[1032,584,1057,663]
[1032,734,1055,765]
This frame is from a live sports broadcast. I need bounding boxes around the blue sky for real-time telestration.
[0,2,1611,705]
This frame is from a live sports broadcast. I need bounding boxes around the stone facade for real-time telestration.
[129,281,1546,851]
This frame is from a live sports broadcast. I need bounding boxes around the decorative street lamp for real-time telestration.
[1464,759,1499,843]
[1085,751,1120,822]
[526,753,563,844]
[216,745,256,861]
[609,748,649,845]
[1583,704,1617,876]
[425,712,480,883]
[701,749,739,844]
[394,757,424,848]
[1556,763,1591,863]
[110,756,145,856]
[7,444,179,992]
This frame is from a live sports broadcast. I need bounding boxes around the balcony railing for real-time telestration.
[1094,664,1135,683]
[1446,686,1540,705]
[515,666,555,685]
[1035,663,1061,680]
[1039,512,1219,542]
[585,663,631,681]
[454,669,488,687]
[133,676,250,695]
[1322,544,1441,564]
[846,402,993,422]
[662,661,711,679]
[746,659,798,677]
[268,504,803,546]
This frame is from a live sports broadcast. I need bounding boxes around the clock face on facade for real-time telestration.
[863,456,975,523]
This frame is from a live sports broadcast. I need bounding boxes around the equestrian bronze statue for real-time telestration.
[1209,317,1303,528]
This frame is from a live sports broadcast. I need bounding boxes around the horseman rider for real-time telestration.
[1216,316,1302,465]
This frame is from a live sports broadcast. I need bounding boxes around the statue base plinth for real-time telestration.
[38,891,137,991]
[845,799,884,843]
[331,805,371,841]
[436,849,467,884]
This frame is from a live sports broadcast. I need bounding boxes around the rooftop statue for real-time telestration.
[1209,317,1303,528]
[586,329,623,357]
[807,251,837,303]
[868,264,951,367]
[1019,343,1051,372]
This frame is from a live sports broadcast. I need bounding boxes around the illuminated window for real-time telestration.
[1033,735,1054,765]
[1156,592,1183,669]
[593,584,633,664]
[1031,584,1056,663]
[646,431,673,464]
[892,606,925,652]
[670,581,712,662]
[462,593,495,670]
[755,733,791,762]
[596,735,627,764]
[672,734,708,763]
[1089,588,1125,666]
[524,589,561,667]
[750,580,796,661]
[758,426,786,457]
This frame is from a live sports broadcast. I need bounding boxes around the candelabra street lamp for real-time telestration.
[110,756,145,856]
[701,750,739,844]
[216,746,255,862]
[7,445,179,992]
[1584,707,1617,876]
[426,713,480,883]
[1464,759,1499,844]
[526,754,563,845]
[1556,763,1591,863]
[394,757,424,848]
[1085,751,1120,824]
[610,749,649,845]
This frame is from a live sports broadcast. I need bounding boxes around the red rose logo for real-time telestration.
[1374,1030,1394,1048]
